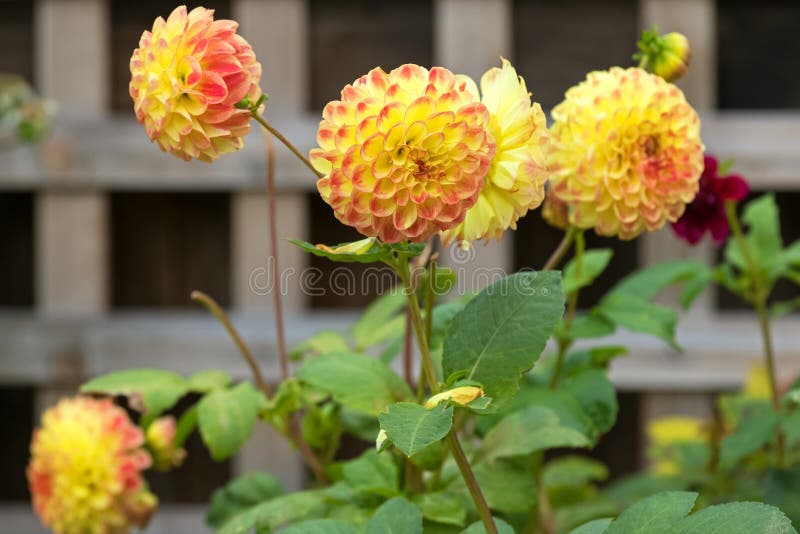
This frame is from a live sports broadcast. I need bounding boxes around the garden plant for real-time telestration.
[24,5,800,534]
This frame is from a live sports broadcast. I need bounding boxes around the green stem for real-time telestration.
[251,112,323,179]
[191,290,272,398]
[542,226,578,271]
[393,255,497,534]
[725,200,784,465]
[445,432,497,534]
[549,231,584,389]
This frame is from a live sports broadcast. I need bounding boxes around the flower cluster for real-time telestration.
[311,64,496,243]
[549,67,704,240]
[130,5,262,162]
[671,155,749,245]
[27,397,155,534]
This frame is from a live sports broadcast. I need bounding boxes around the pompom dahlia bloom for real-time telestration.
[549,67,703,240]
[27,397,155,534]
[130,5,262,162]
[311,64,496,243]
[441,59,549,248]
[671,155,749,245]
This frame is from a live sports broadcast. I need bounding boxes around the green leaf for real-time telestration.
[197,382,266,461]
[544,456,609,489]
[720,409,781,470]
[290,330,351,360]
[476,406,590,462]
[415,491,468,527]
[280,519,357,534]
[564,346,628,374]
[597,292,679,350]
[296,352,412,415]
[206,472,284,528]
[771,297,800,319]
[668,501,796,534]
[378,402,453,457]
[366,496,423,534]
[461,518,515,534]
[570,518,613,534]
[289,238,424,264]
[610,260,711,302]
[564,369,618,435]
[341,450,399,497]
[606,491,698,534]
[725,195,785,283]
[765,467,800,528]
[567,314,616,340]
[470,459,537,514]
[563,249,614,295]
[442,271,564,407]
[352,292,407,350]
[217,491,327,534]
[188,370,232,393]
[81,368,189,416]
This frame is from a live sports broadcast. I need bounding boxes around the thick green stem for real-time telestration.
[725,201,784,465]
[394,255,497,534]
[251,112,323,179]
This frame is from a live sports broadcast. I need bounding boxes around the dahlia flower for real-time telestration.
[441,59,549,248]
[647,416,706,476]
[549,67,703,240]
[130,5,262,162]
[27,397,155,534]
[311,64,496,243]
[671,155,749,245]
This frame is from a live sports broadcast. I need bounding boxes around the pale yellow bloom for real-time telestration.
[441,59,549,248]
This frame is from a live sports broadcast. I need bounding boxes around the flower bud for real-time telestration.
[424,386,484,409]
[634,27,691,83]
[542,190,570,231]
[146,416,186,471]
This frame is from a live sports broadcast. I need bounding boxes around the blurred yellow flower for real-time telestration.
[130,5,262,162]
[425,386,484,409]
[27,397,155,534]
[311,64,495,243]
[549,67,703,240]
[441,59,549,248]
[647,416,706,446]
[743,364,772,400]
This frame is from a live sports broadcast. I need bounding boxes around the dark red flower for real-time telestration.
[671,155,749,245]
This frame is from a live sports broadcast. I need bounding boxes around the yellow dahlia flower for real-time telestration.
[549,67,703,240]
[27,397,156,534]
[311,64,496,243]
[441,59,549,247]
[130,5,262,162]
